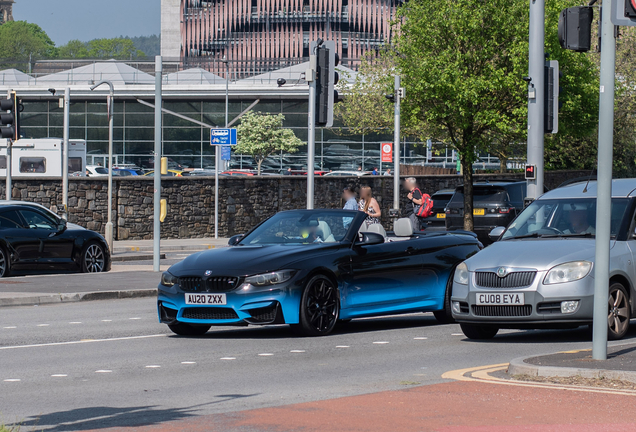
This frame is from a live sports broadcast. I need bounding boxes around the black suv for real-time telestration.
[422,189,455,230]
[445,181,526,243]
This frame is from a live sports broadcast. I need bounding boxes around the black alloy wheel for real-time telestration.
[82,242,106,273]
[460,323,499,340]
[294,275,340,336]
[168,322,212,336]
[608,282,630,340]
[0,246,10,278]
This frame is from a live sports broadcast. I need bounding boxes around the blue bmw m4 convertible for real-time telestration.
[158,209,482,336]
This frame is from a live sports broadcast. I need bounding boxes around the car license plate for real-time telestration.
[476,293,524,305]
[436,213,446,219]
[473,208,485,216]
[185,293,227,305]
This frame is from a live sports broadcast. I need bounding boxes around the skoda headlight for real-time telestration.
[454,262,469,285]
[243,270,296,288]
[544,261,592,285]
[161,271,178,287]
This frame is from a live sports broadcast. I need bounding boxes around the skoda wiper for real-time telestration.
[504,232,543,240]
[542,232,595,238]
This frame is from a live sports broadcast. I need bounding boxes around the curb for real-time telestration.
[111,253,166,262]
[113,244,225,253]
[508,354,636,384]
[0,288,158,308]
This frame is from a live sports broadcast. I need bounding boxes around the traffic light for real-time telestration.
[558,6,593,52]
[544,61,559,134]
[610,0,636,27]
[315,40,339,128]
[0,92,18,140]
[626,0,636,18]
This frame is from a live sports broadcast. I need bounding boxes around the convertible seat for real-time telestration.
[389,218,413,241]
[364,223,387,240]
[318,221,336,243]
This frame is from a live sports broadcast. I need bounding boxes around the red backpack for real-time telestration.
[413,188,434,218]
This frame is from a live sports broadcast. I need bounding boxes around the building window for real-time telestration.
[20,157,46,173]
[68,157,82,173]
[0,156,6,170]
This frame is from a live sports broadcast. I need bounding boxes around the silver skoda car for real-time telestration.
[451,179,636,340]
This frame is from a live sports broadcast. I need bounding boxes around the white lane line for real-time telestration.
[3,379,20,382]
[145,365,161,368]
[129,317,142,320]
[258,353,274,356]
[95,370,112,373]
[336,345,349,348]
[36,324,50,327]
[101,320,112,322]
[68,322,82,325]
[0,334,166,351]
[51,374,68,377]
[181,361,196,365]
[373,341,389,344]
[3,326,16,329]
[219,357,236,360]
[451,333,463,336]
[414,337,428,340]
[290,350,305,353]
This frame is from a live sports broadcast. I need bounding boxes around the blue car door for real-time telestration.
[344,241,422,314]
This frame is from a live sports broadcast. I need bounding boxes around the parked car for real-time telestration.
[0,201,111,276]
[445,181,526,243]
[144,170,187,177]
[323,171,369,177]
[451,179,636,340]
[220,170,255,176]
[86,165,108,177]
[112,168,144,176]
[157,210,482,336]
[422,189,455,230]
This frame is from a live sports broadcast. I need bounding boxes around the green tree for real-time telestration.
[86,37,144,59]
[235,112,303,175]
[58,39,90,59]
[0,21,56,69]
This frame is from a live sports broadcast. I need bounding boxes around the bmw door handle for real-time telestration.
[406,247,416,254]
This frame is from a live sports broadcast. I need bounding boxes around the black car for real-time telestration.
[157,210,482,337]
[422,189,455,230]
[0,201,111,277]
[445,181,526,243]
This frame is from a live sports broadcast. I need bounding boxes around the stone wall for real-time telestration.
[0,170,591,239]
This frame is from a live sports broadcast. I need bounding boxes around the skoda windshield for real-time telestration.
[502,198,630,240]
[239,210,358,245]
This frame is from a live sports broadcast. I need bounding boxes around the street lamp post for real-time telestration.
[62,87,70,220]
[90,80,114,252]
[215,57,229,239]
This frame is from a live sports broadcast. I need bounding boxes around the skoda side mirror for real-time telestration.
[228,234,244,246]
[489,226,506,242]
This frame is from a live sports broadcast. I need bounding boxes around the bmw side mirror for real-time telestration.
[357,232,385,246]
[228,234,244,246]
[58,220,67,232]
[489,226,506,242]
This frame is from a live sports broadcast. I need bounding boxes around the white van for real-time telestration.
[0,138,86,177]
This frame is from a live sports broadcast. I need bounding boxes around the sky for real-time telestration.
[12,0,161,46]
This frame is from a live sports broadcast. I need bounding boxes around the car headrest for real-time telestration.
[365,223,386,238]
[394,218,414,237]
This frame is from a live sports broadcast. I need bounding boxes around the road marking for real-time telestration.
[290,350,305,353]
[181,361,196,365]
[373,341,389,344]
[68,322,82,324]
[0,334,166,351]
[95,370,112,373]
[129,317,142,320]
[451,333,463,336]
[3,326,16,329]
[336,345,349,348]
[3,379,20,382]
[51,374,68,377]
[37,324,50,327]
[101,320,112,322]
[145,365,161,368]
[220,357,236,360]
[414,337,428,340]
[258,353,274,356]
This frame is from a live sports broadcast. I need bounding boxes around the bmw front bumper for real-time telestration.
[451,269,595,327]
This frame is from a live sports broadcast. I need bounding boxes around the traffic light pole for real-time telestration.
[5,89,11,201]
[62,87,70,220]
[153,56,162,272]
[526,0,545,200]
[393,75,400,211]
[307,52,317,210]
[592,0,616,361]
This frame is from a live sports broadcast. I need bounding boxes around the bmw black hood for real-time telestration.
[167,243,343,277]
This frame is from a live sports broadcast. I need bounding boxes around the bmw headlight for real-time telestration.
[544,261,592,285]
[161,271,178,287]
[243,270,296,288]
[454,262,469,285]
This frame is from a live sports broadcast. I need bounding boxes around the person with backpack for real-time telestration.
[404,178,434,231]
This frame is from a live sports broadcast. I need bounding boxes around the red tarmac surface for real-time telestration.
[84,380,636,432]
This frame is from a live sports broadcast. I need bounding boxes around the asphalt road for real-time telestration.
[3,297,635,431]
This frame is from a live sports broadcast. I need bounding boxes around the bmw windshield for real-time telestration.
[502,198,630,240]
[239,210,358,245]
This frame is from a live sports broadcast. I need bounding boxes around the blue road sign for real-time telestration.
[211,128,237,145]
[221,146,231,161]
